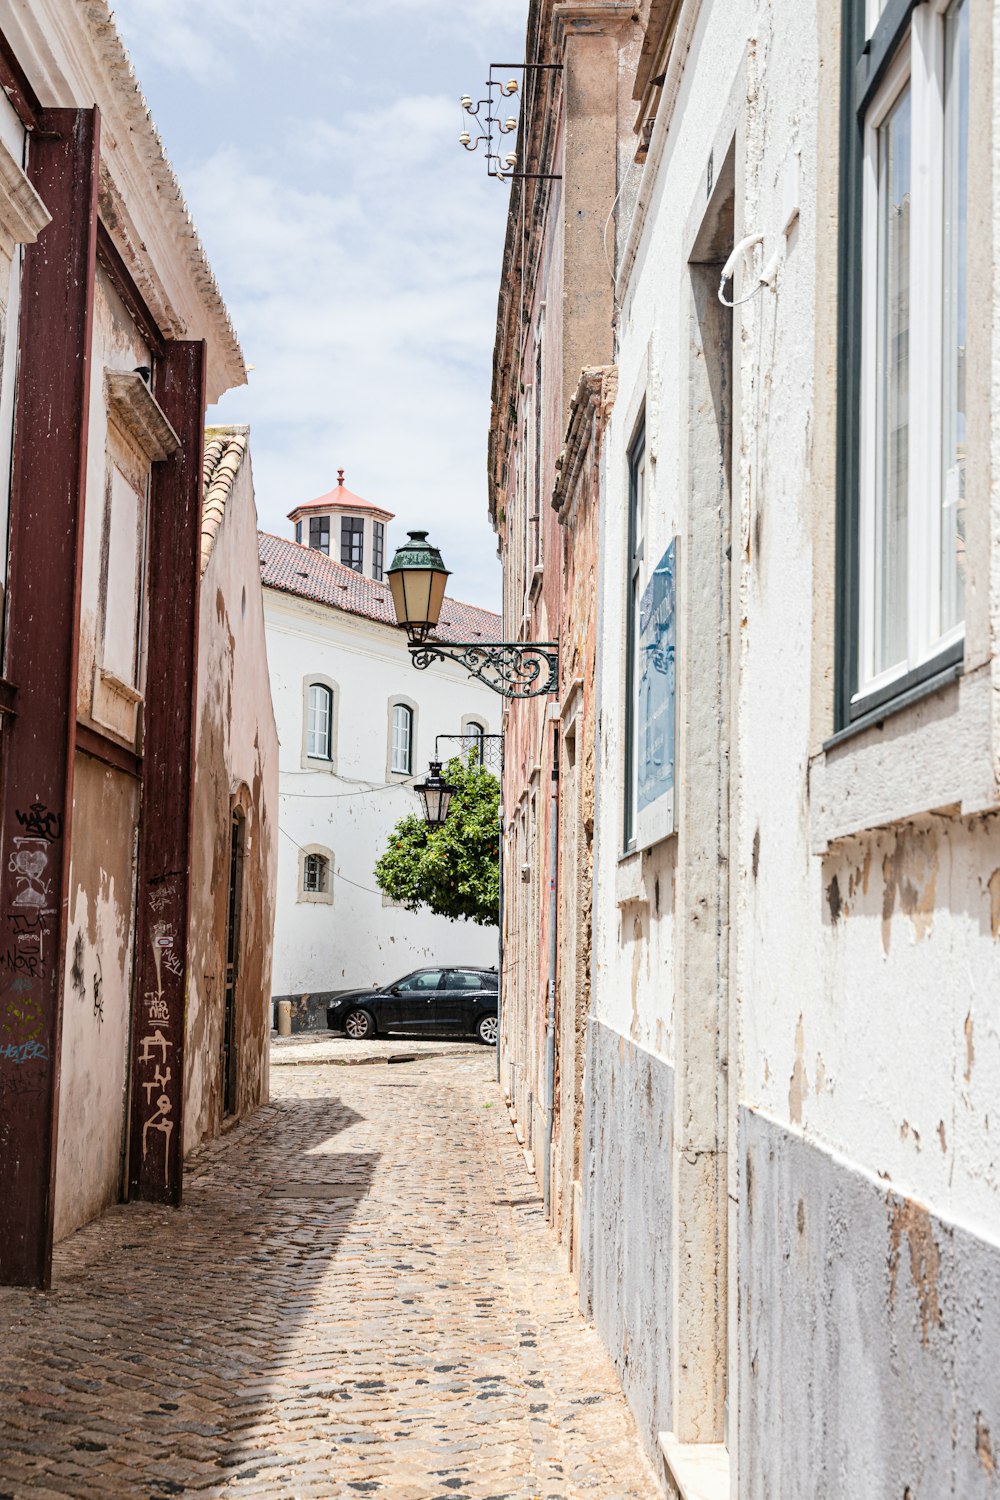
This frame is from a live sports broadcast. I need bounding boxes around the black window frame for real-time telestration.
[295,519,302,544]
[373,520,385,580]
[834,0,965,734]
[623,419,645,851]
[341,515,364,572]
[308,515,330,555]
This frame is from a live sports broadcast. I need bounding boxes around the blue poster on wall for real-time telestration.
[637,538,677,836]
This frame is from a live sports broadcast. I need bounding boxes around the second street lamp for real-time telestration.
[414,761,456,829]
[387,530,558,699]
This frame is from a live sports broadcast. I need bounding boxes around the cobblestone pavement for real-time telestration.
[0,1047,659,1500]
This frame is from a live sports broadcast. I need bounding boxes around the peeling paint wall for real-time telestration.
[740,1108,1000,1498]
[54,757,138,1241]
[585,0,1000,1489]
[186,444,277,1152]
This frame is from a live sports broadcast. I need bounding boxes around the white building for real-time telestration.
[260,474,501,1026]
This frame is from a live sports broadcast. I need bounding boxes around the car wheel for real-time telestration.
[344,1008,375,1040]
[477,1013,499,1047]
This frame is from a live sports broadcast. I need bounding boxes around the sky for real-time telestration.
[111,0,529,609]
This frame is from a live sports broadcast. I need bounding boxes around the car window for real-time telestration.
[395,970,443,992]
[443,970,483,991]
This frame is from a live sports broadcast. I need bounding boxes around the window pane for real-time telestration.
[304,854,328,893]
[308,684,331,758]
[373,521,384,581]
[874,82,911,676]
[309,516,329,554]
[392,704,412,773]
[941,0,968,637]
[341,517,364,572]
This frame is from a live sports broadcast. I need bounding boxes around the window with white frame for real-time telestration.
[306,682,333,759]
[466,719,486,763]
[391,702,413,774]
[838,0,969,725]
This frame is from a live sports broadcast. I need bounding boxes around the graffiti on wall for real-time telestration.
[136,877,183,1186]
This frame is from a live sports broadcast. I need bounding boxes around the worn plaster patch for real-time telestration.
[888,1197,943,1345]
[826,874,841,923]
[788,1015,808,1126]
[976,1413,996,1477]
[881,831,939,954]
[989,868,1000,940]
[965,1012,975,1084]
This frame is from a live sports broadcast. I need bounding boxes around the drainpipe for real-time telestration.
[543,731,559,1218]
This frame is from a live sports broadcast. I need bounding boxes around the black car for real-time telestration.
[326,967,498,1045]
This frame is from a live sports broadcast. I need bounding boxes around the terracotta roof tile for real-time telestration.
[258,530,501,640]
[201,425,249,575]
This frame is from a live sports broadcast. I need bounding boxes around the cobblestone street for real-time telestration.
[0,1047,658,1500]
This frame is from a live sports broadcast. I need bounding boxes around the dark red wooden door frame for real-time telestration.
[128,339,206,1205]
[0,109,100,1288]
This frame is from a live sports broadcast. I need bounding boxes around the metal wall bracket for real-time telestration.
[410,640,558,699]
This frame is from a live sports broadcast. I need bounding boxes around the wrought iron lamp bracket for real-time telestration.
[408,637,558,699]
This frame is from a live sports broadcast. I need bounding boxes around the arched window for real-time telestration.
[466,719,486,763]
[303,852,328,894]
[307,682,333,759]
[299,844,333,904]
[391,702,414,774]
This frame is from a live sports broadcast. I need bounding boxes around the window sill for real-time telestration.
[657,1434,729,1500]
[300,755,336,774]
[615,849,647,906]
[830,640,964,749]
[810,661,997,852]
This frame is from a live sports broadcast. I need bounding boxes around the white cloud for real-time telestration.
[180,94,508,603]
[113,0,527,82]
[110,2,525,606]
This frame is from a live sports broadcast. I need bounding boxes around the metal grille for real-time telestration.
[435,732,504,776]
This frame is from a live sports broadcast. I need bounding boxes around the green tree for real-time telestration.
[374,753,499,926]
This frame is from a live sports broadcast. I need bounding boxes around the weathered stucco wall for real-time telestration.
[586,0,1000,1487]
[740,1106,1000,1498]
[580,1020,674,1459]
[54,756,138,1241]
[186,440,278,1153]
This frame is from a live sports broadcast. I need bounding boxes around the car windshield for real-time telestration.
[394,971,442,991]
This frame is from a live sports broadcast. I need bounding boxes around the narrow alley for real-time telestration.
[0,1046,657,1500]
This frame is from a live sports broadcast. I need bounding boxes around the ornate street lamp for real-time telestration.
[414,761,456,829]
[387,530,558,699]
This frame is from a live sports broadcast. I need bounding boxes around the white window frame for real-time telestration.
[390,701,414,776]
[307,681,333,760]
[857,0,966,702]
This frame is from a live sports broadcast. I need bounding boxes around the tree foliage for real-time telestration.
[374,753,500,926]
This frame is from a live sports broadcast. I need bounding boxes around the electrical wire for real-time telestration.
[278,824,385,898]
[279,775,418,800]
